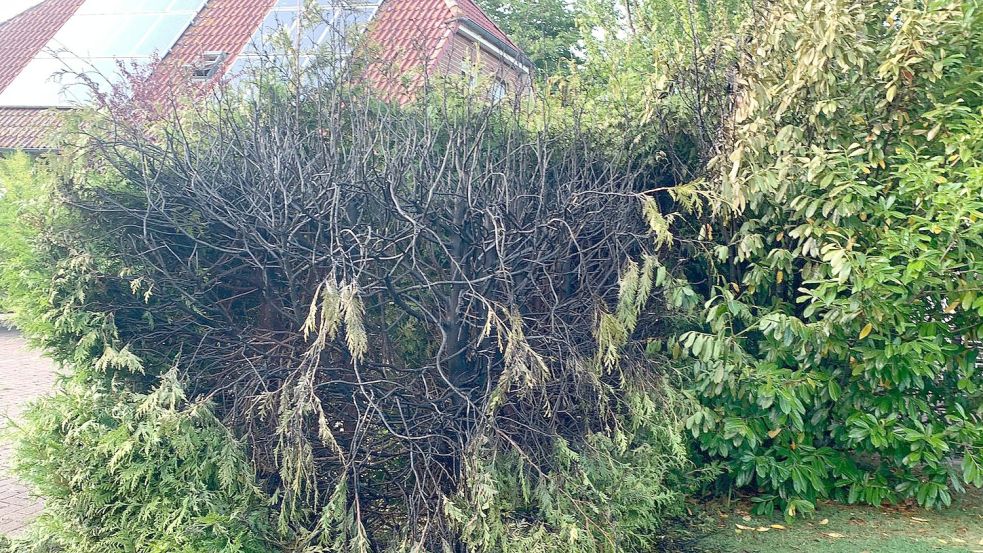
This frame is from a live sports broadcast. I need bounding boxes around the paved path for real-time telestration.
[0,327,57,537]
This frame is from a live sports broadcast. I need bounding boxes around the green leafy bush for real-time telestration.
[12,370,280,553]
[681,0,983,514]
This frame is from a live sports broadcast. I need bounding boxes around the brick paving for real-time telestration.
[0,327,57,537]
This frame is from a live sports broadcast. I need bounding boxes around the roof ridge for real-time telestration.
[443,0,463,18]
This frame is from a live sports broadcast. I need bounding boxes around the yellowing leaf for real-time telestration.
[859,323,873,339]
[768,428,783,439]
[776,270,784,284]
[729,147,744,180]
[944,300,959,314]
[962,290,977,311]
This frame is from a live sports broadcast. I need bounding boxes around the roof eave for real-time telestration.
[455,18,533,74]
[0,146,56,154]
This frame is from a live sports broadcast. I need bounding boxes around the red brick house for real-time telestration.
[0,0,532,151]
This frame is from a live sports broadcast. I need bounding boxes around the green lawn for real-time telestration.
[699,488,983,553]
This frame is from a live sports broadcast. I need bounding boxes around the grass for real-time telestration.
[698,487,983,553]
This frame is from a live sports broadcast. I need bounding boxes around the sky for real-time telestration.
[0,0,41,24]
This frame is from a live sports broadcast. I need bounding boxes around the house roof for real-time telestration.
[160,0,274,75]
[0,0,528,151]
[0,108,63,150]
[0,0,83,94]
[0,0,83,150]
[367,0,528,102]
[368,0,455,80]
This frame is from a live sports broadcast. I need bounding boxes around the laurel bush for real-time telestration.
[677,0,983,515]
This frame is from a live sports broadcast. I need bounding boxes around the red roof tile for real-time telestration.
[0,107,64,150]
[365,0,456,100]
[0,0,83,93]
[365,0,528,102]
[160,0,275,74]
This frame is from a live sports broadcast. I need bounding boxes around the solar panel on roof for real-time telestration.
[232,1,382,72]
[0,0,206,108]
[75,0,197,15]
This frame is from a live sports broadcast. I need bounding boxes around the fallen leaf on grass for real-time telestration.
[735,524,754,531]
[911,517,929,523]
[770,524,786,530]
[951,538,966,544]
[756,527,771,532]
[819,519,829,525]
[825,533,845,539]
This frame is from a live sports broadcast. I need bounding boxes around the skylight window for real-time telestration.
[0,0,206,108]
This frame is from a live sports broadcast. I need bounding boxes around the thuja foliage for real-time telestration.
[0,56,698,550]
[11,372,279,553]
[675,0,983,515]
[0,153,48,315]
[0,155,282,552]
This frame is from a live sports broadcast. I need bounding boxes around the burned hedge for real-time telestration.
[13,64,696,551]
